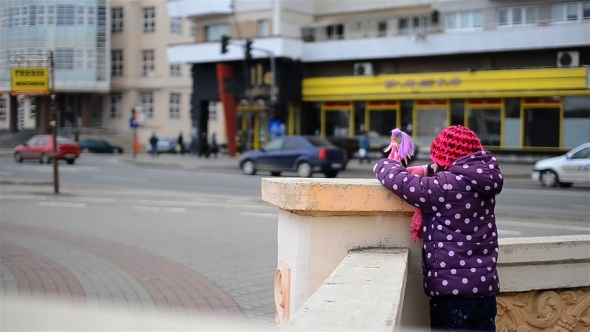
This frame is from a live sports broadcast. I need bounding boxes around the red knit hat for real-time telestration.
[430,125,483,167]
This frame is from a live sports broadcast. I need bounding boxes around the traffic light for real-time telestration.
[221,35,230,54]
[245,39,253,61]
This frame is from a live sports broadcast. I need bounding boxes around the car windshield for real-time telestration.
[56,137,74,144]
[305,136,334,147]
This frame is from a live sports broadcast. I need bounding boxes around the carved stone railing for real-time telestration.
[262,177,590,331]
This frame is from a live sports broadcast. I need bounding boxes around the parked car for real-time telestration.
[531,142,590,187]
[239,136,348,178]
[13,135,80,165]
[80,138,124,153]
[145,136,188,154]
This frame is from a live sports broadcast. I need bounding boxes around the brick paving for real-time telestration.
[1,222,250,325]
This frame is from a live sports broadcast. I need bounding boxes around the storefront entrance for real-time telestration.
[237,103,269,151]
[523,98,561,148]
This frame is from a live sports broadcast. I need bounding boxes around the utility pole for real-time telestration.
[49,51,59,194]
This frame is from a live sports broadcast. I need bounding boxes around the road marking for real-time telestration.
[499,220,589,232]
[39,202,86,208]
[497,229,522,236]
[240,212,277,218]
[93,175,147,183]
[133,206,160,212]
[163,207,186,213]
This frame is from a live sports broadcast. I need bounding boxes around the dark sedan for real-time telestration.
[80,139,124,153]
[239,136,348,178]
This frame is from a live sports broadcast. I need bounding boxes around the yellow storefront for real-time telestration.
[301,67,590,151]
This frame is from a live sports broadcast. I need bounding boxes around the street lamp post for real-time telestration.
[49,51,59,194]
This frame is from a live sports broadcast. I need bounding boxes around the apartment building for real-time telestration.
[168,0,589,155]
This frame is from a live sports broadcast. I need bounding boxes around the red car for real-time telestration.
[13,135,80,165]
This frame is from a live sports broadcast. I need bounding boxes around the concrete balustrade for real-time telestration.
[262,177,590,331]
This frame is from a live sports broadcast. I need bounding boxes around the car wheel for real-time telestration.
[66,159,75,165]
[40,153,51,164]
[540,170,558,187]
[324,171,339,178]
[270,171,282,176]
[14,153,23,163]
[297,162,312,178]
[242,160,257,175]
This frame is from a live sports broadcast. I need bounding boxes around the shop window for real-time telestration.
[523,98,561,147]
[467,110,501,146]
[326,110,349,136]
[504,98,521,147]
[400,100,414,135]
[450,99,465,126]
[414,100,448,147]
[30,98,36,119]
[0,96,7,122]
[563,96,590,148]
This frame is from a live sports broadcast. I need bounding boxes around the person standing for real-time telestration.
[374,125,503,331]
[209,132,219,158]
[149,132,159,157]
[177,131,185,155]
[358,131,371,164]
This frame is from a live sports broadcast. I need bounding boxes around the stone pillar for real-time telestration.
[261,178,429,329]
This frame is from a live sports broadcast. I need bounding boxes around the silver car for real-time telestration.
[531,142,590,187]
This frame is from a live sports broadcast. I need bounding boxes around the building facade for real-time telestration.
[0,0,110,135]
[168,0,590,155]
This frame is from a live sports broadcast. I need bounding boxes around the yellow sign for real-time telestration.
[11,67,49,96]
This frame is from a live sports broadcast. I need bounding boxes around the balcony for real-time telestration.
[167,0,231,19]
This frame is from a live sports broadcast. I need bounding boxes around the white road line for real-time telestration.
[133,206,160,212]
[93,175,147,183]
[39,202,86,208]
[499,220,589,232]
[240,212,277,218]
[163,207,186,213]
[497,229,522,236]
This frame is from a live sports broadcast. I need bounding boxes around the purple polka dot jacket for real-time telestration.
[374,151,503,298]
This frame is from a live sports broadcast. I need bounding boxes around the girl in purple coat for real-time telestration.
[374,125,503,331]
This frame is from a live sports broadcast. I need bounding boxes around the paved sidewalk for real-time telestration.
[116,152,533,178]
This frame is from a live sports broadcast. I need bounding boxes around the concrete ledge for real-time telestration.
[498,235,590,291]
[262,178,415,216]
[287,248,409,331]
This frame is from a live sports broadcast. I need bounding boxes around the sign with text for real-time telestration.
[11,67,49,96]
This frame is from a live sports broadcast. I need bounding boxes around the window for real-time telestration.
[112,50,123,76]
[141,50,154,76]
[170,63,181,77]
[75,49,85,69]
[143,7,155,33]
[169,93,181,119]
[326,24,344,40]
[87,49,95,69]
[398,18,409,34]
[111,7,123,33]
[445,10,483,30]
[29,5,37,26]
[258,20,269,37]
[190,20,196,37]
[110,93,122,119]
[377,21,387,37]
[0,96,6,122]
[77,6,84,25]
[563,96,590,147]
[140,92,154,118]
[87,6,95,25]
[30,98,36,119]
[498,6,536,26]
[37,5,45,25]
[206,24,230,41]
[55,48,74,69]
[553,2,589,22]
[208,101,217,120]
[57,5,75,25]
[47,5,55,25]
[171,17,182,34]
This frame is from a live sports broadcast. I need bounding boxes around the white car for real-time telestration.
[531,142,590,187]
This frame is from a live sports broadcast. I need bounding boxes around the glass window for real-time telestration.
[140,92,154,118]
[143,7,155,33]
[29,98,36,119]
[571,147,590,159]
[29,5,36,26]
[206,24,230,41]
[473,11,483,27]
[416,108,447,146]
[263,137,284,151]
[525,6,536,24]
[460,12,469,28]
[21,6,28,26]
[87,49,95,69]
[553,4,565,22]
[325,110,350,136]
[190,20,196,36]
[111,7,123,33]
[55,48,74,69]
[563,96,590,147]
[326,24,344,40]
[258,20,269,37]
[171,17,182,34]
[584,2,590,19]
[169,93,181,119]
[57,5,75,25]
[77,6,84,25]
[513,8,522,25]
[377,21,387,37]
[87,6,94,25]
[111,50,123,76]
[110,93,122,119]
[468,109,501,146]
[170,63,181,77]
[567,2,579,20]
[499,8,509,26]
[37,5,45,25]
[0,96,6,121]
[446,11,482,30]
[47,5,55,25]
[283,137,300,150]
[504,98,521,147]
[141,50,154,76]
[399,18,410,34]
[75,49,84,69]
[450,99,465,126]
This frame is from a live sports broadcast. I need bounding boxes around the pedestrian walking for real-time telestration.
[358,131,371,164]
[374,125,503,332]
[149,132,159,157]
[209,132,219,158]
[198,132,209,158]
[178,131,185,155]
